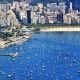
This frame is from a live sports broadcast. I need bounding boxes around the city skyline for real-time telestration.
[0,0,80,10]
[0,0,80,26]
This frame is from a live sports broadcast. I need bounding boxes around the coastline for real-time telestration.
[1,27,80,49]
[40,27,80,32]
[0,35,31,49]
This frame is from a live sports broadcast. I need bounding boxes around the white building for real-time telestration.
[70,2,73,10]
[59,3,66,14]
[38,16,46,24]
[37,3,43,13]
[37,3,43,9]
[20,11,27,20]
[1,4,7,13]
[0,4,1,11]
[33,6,38,11]
[77,16,80,24]
[46,4,51,9]
[12,1,19,11]
[5,18,11,26]
[51,3,57,12]
[0,17,5,26]
[48,16,54,23]
[19,2,25,7]
[19,10,27,24]
[6,3,11,11]
[31,12,38,24]
[32,16,38,24]
[63,14,72,24]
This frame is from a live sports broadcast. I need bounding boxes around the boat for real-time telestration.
[0,52,19,57]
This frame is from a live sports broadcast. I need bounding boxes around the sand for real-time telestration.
[41,27,80,32]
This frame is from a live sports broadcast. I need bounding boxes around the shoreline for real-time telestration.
[1,27,80,49]
[40,27,80,32]
[0,35,31,49]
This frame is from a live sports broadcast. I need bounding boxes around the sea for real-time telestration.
[0,32,80,80]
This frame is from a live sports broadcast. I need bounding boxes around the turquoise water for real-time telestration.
[0,32,80,80]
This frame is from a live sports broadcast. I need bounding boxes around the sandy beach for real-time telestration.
[41,27,80,32]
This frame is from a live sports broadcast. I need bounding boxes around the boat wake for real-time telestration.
[0,52,20,58]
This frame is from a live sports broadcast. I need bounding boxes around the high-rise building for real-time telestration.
[77,16,80,24]
[51,3,57,12]
[12,1,19,11]
[27,10,31,24]
[0,4,1,11]
[38,16,45,24]
[57,12,63,23]
[1,4,7,13]
[19,10,27,25]
[4,17,11,26]
[37,3,43,13]
[70,2,73,10]
[48,16,54,23]
[59,3,66,14]
[63,14,71,24]
[6,3,11,11]
[46,3,51,8]
[31,12,38,24]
